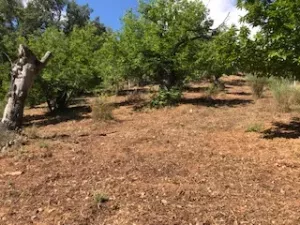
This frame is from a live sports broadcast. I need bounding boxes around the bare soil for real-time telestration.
[1,76,300,225]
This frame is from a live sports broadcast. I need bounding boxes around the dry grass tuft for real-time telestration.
[91,95,114,121]
[246,75,268,99]
[126,90,144,103]
[269,78,300,112]
[24,125,39,139]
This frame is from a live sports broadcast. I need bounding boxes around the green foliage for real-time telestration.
[64,0,92,33]
[246,75,268,99]
[150,88,182,108]
[238,0,300,79]
[26,24,105,111]
[0,0,107,112]
[96,33,126,93]
[196,26,239,80]
[2,0,299,117]
[118,0,214,91]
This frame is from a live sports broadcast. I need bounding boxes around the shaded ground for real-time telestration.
[1,76,300,225]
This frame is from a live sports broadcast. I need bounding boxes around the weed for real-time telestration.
[246,75,268,99]
[269,77,300,112]
[246,123,264,133]
[205,83,222,98]
[92,95,114,121]
[150,88,182,108]
[94,192,109,204]
[39,141,49,149]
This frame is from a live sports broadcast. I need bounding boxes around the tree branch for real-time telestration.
[40,51,52,67]
[2,52,13,66]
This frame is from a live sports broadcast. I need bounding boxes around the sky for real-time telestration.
[77,0,139,30]
[76,0,246,30]
[22,0,250,31]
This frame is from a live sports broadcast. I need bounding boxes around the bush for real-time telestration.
[246,75,268,98]
[268,77,300,112]
[150,88,182,108]
[91,95,114,121]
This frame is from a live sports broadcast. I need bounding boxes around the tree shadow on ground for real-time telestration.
[224,79,246,87]
[114,99,149,112]
[182,86,209,93]
[263,118,300,139]
[226,91,252,96]
[117,88,150,96]
[23,105,91,127]
[180,97,253,108]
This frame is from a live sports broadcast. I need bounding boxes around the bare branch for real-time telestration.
[2,52,13,66]
[40,51,52,66]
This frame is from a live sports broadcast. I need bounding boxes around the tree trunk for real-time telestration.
[1,44,52,130]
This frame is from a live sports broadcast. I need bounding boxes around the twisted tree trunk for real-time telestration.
[1,45,52,130]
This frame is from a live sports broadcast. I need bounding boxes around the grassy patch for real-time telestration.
[246,123,264,133]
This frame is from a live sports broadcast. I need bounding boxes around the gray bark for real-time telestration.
[1,44,52,130]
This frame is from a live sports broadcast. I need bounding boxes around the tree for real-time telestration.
[1,45,51,130]
[26,24,105,112]
[238,0,300,78]
[20,0,67,35]
[237,26,269,76]
[118,0,214,92]
[64,0,92,33]
[195,26,239,87]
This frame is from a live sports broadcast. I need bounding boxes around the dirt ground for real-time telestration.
[1,75,300,225]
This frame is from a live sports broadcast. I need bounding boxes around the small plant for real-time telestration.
[206,83,222,98]
[150,88,182,108]
[92,95,114,121]
[246,123,264,133]
[269,77,300,112]
[246,75,268,99]
[94,192,109,204]
[39,141,49,149]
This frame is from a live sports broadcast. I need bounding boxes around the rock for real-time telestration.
[161,199,168,205]
[4,171,23,176]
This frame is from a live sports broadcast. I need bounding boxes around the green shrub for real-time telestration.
[150,88,182,108]
[92,95,114,121]
[268,77,299,112]
[246,123,264,133]
[246,75,268,98]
